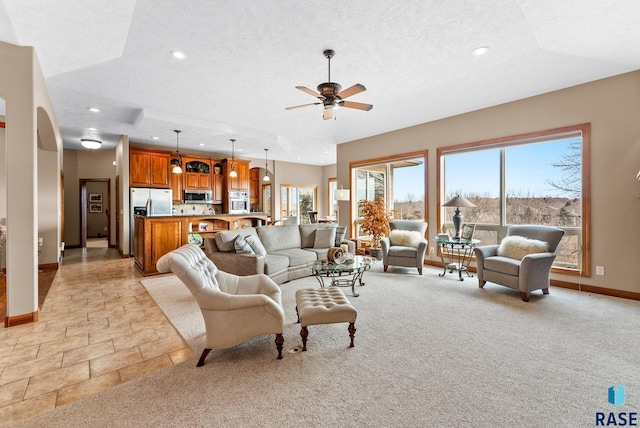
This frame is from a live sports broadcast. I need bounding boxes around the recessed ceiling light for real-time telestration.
[473,46,489,56]
[88,107,100,113]
[199,143,204,146]
[170,50,186,59]
[88,127,97,131]
[151,136,159,140]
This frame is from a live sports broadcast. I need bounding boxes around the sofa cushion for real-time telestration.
[299,224,334,248]
[245,235,267,256]
[314,227,336,249]
[485,256,521,276]
[270,248,317,267]
[263,254,290,275]
[257,225,301,252]
[334,226,347,246]
[389,246,418,258]
[497,235,548,260]
[389,230,423,248]
[234,235,254,254]
[214,227,258,252]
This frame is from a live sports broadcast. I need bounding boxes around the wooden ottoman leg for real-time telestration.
[296,306,299,323]
[300,326,309,351]
[275,334,284,359]
[348,322,356,348]
[197,348,212,367]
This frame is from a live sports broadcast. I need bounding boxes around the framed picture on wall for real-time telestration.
[89,193,103,203]
[89,203,102,213]
[461,223,476,241]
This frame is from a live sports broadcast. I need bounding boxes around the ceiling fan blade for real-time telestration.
[285,102,322,110]
[296,86,323,99]
[340,101,373,111]
[337,84,366,99]
[323,107,333,120]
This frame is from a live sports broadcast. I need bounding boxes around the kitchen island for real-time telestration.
[134,213,268,275]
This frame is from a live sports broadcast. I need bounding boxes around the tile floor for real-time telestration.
[0,247,193,423]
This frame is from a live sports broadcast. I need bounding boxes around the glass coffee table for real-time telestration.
[308,255,376,297]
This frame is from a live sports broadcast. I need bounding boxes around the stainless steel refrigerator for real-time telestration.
[130,187,172,256]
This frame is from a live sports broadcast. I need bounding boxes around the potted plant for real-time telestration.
[359,197,392,259]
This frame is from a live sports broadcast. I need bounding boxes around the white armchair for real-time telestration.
[156,244,285,366]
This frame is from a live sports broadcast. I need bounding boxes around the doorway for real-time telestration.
[80,179,111,249]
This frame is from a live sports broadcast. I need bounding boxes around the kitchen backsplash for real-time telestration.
[172,203,221,215]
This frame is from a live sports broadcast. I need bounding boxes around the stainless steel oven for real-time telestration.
[229,191,249,213]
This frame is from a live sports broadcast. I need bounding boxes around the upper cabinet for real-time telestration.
[250,168,260,204]
[130,149,170,188]
[183,158,211,190]
[224,158,250,191]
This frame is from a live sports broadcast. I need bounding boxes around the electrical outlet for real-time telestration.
[430,246,435,254]
[596,266,605,276]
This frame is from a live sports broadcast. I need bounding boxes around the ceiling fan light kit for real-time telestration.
[286,49,373,120]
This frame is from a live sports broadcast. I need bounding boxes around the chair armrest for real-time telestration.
[474,245,499,259]
[380,237,391,253]
[519,252,557,291]
[207,252,265,276]
[340,239,356,253]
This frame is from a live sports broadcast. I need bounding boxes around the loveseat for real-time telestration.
[204,224,355,284]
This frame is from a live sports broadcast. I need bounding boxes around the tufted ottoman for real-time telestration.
[295,287,357,351]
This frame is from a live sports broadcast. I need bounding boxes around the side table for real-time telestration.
[435,237,480,281]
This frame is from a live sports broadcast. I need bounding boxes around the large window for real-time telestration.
[438,124,590,274]
[351,151,428,237]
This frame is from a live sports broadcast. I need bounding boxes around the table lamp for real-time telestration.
[442,195,476,239]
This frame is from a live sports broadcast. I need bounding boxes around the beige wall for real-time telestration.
[272,160,326,220]
[338,70,640,294]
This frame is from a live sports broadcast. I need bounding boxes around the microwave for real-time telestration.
[184,190,213,204]
[229,191,249,214]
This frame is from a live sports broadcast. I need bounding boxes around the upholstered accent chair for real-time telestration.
[156,244,285,366]
[380,220,428,275]
[473,225,565,302]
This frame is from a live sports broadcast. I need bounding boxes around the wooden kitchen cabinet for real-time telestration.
[250,168,260,204]
[183,158,211,190]
[170,170,183,203]
[224,158,250,191]
[212,173,223,204]
[129,149,171,188]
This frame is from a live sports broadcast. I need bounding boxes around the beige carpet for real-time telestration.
[17,265,640,427]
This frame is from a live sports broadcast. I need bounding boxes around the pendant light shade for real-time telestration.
[229,139,238,178]
[263,148,270,182]
[171,130,183,174]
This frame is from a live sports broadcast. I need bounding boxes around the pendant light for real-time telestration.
[263,148,270,182]
[171,130,183,174]
[229,139,238,178]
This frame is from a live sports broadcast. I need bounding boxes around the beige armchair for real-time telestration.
[380,220,428,275]
[473,225,565,302]
[156,244,285,366]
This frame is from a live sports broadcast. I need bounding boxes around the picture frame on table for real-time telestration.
[89,203,102,213]
[89,193,102,203]
[461,223,476,241]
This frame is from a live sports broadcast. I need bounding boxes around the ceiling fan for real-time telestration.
[286,49,373,120]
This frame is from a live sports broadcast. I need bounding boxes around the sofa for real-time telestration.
[203,224,356,284]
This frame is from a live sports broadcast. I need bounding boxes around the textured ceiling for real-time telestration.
[1,0,640,165]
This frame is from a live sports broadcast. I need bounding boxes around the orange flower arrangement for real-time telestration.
[359,197,392,248]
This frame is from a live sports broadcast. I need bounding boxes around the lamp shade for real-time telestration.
[80,138,102,149]
[442,195,476,208]
[335,188,350,201]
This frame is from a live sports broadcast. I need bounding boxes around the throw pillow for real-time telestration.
[497,235,549,260]
[334,225,347,246]
[234,235,255,255]
[314,227,337,249]
[245,235,267,256]
[389,230,423,248]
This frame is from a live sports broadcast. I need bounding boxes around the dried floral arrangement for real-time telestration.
[359,197,393,248]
